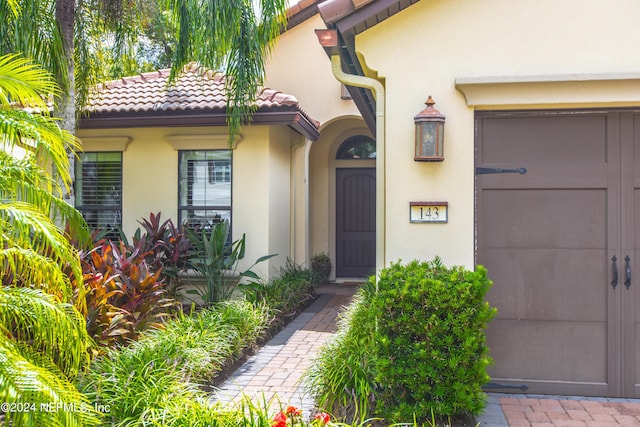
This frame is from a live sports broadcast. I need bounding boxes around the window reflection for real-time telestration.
[336,135,376,159]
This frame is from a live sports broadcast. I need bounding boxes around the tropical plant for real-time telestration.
[0,0,289,146]
[185,220,275,304]
[80,239,179,347]
[123,212,192,295]
[0,54,99,426]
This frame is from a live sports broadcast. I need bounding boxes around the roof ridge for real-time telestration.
[101,64,228,89]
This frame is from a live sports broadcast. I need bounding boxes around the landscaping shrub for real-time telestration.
[310,253,332,285]
[128,212,192,294]
[80,239,179,347]
[304,292,376,423]
[242,258,316,318]
[306,257,496,425]
[78,212,192,347]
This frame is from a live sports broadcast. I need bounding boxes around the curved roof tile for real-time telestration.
[85,64,319,128]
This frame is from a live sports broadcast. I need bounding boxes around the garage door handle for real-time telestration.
[611,255,618,289]
[625,255,632,289]
[475,167,527,175]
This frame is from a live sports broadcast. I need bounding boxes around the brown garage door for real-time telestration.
[476,110,640,397]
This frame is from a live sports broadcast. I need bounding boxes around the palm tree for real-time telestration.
[0,53,99,426]
[1,0,288,202]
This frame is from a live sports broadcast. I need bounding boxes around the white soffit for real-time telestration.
[455,73,640,107]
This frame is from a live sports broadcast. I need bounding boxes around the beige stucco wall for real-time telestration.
[265,14,375,276]
[264,14,362,125]
[352,0,640,269]
[77,125,298,278]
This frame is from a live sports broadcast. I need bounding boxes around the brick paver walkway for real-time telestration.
[211,284,358,413]
[479,394,640,427]
[211,284,640,426]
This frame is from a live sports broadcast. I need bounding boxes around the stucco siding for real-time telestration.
[264,14,362,126]
[352,0,640,269]
[78,125,298,280]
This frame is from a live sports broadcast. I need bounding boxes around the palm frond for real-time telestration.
[165,0,287,144]
[0,337,100,426]
[0,107,80,189]
[0,151,91,247]
[0,247,73,301]
[0,202,84,300]
[0,53,56,111]
[0,286,92,377]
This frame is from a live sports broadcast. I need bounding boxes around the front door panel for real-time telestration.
[336,168,376,277]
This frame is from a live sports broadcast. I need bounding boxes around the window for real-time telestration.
[208,159,231,184]
[336,135,376,159]
[75,152,122,237]
[179,150,231,229]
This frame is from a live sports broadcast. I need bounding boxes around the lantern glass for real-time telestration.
[415,120,444,161]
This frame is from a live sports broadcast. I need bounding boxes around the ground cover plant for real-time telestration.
[305,257,496,426]
[77,255,320,426]
[242,258,317,322]
[78,299,272,426]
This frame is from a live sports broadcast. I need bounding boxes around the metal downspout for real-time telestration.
[330,55,386,274]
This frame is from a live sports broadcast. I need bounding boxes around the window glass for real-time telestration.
[179,150,231,229]
[76,152,122,238]
[336,135,376,159]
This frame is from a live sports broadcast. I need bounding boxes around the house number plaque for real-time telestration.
[410,202,448,223]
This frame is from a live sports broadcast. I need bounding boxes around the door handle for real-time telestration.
[475,167,527,175]
[625,255,632,289]
[611,255,618,289]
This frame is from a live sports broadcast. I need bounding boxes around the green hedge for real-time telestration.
[306,257,496,424]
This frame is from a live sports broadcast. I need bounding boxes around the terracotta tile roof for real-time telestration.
[87,64,303,114]
[82,63,320,139]
[287,0,321,18]
[286,0,322,28]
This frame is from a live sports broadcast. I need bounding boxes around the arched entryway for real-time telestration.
[334,135,376,277]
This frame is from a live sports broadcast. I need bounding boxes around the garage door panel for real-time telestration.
[481,248,607,322]
[481,189,606,249]
[487,319,607,383]
[481,115,606,164]
[477,110,624,396]
[479,163,608,189]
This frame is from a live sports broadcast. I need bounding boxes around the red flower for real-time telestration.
[273,412,287,423]
[314,412,330,424]
[272,411,287,427]
[286,406,302,416]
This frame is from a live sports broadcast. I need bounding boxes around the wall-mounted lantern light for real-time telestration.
[414,96,445,161]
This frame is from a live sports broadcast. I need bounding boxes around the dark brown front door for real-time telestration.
[336,168,375,277]
[476,110,640,397]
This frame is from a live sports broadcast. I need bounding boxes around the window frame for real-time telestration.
[178,150,232,230]
[75,151,123,236]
